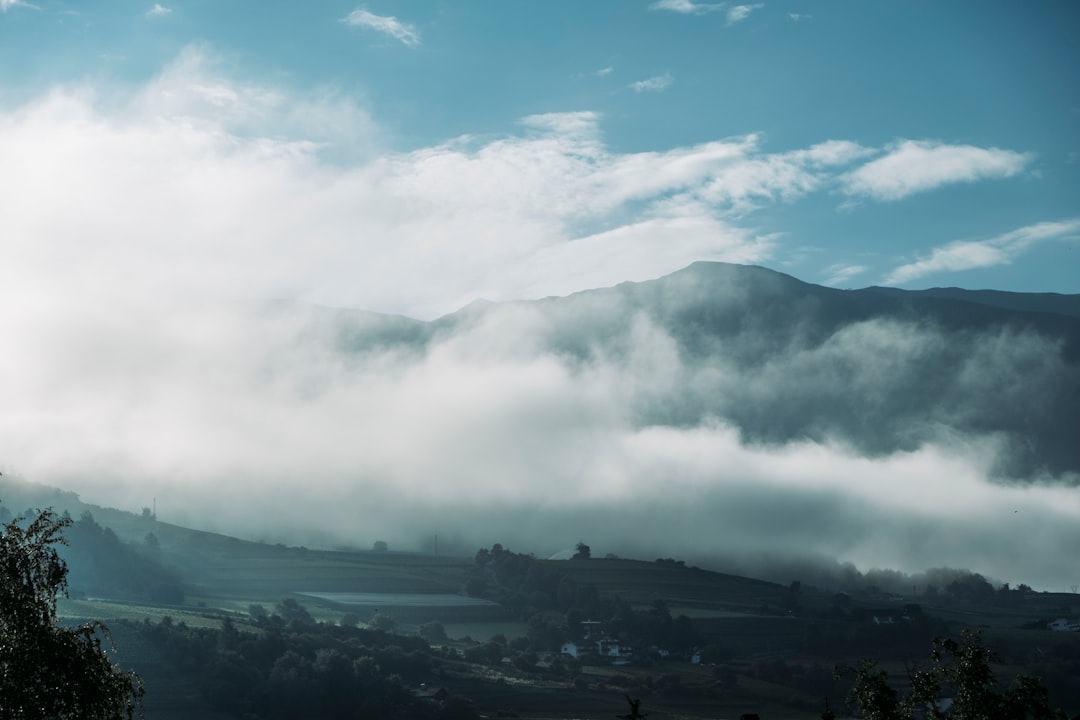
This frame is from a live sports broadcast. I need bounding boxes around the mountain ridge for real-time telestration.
[316,261,1079,481]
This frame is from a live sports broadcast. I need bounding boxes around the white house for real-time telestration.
[560,641,579,658]
[597,638,633,664]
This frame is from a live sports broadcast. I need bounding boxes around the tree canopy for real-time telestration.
[0,507,143,719]
[841,630,1067,720]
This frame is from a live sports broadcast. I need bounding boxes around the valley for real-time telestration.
[4,474,1078,719]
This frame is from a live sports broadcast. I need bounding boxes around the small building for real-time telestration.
[560,641,579,658]
[415,686,449,704]
[597,637,633,664]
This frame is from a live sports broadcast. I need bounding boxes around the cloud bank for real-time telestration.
[3,291,1077,590]
[1,48,1074,590]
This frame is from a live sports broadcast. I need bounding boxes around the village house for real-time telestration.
[596,636,632,663]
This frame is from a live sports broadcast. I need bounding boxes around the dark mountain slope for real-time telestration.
[320,262,1080,481]
[870,285,1080,319]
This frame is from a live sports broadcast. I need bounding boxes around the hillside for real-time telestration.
[0,474,786,620]
[4,475,1079,719]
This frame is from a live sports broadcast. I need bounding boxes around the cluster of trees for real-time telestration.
[1029,641,1080,711]
[1,507,143,719]
[60,510,185,604]
[756,561,1037,602]
[130,602,479,719]
[1,503,476,719]
[842,631,1071,720]
[469,543,700,655]
[0,500,185,605]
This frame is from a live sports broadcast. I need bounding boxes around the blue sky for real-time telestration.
[2,1,1077,317]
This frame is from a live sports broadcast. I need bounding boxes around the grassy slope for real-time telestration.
[552,558,787,609]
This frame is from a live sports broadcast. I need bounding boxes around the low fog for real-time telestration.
[4,272,1079,591]
[2,50,1078,592]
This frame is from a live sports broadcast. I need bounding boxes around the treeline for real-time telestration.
[467,543,700,654]
[735,555,1034,599]
[129,600,479,720]
[0,504,184,604]
[62,510,185,603]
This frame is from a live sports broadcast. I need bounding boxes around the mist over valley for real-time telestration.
[5,262,1078,592]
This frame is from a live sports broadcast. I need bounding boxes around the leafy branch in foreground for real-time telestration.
[839,630,1066,720]
[1,507,143,719]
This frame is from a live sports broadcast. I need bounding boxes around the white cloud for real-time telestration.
[842,139,1031,201]
[131,46,380,156]
[726,3,763,25]
[629,72,674,93]
[824,264,867,286]
[649,0,726,14]
[146,3,171,17]
[0,0,37,10]
[0,48,781,321]
[3,52,1073,589]
[782,139,873,167]
[340,8,420,47]
[649,0,763,24]
[884,219,1080,285]
[595,66,614,77]
[0,58,1039,316]
[788,12,811,21]
[688,138,870,212]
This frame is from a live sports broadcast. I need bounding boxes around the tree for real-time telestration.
[275,597,315,628]
[840,630,1066,720]
[1,507,143,719]
[369,611,395,632]
[572,541,591,560]
[419,620,448,643]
